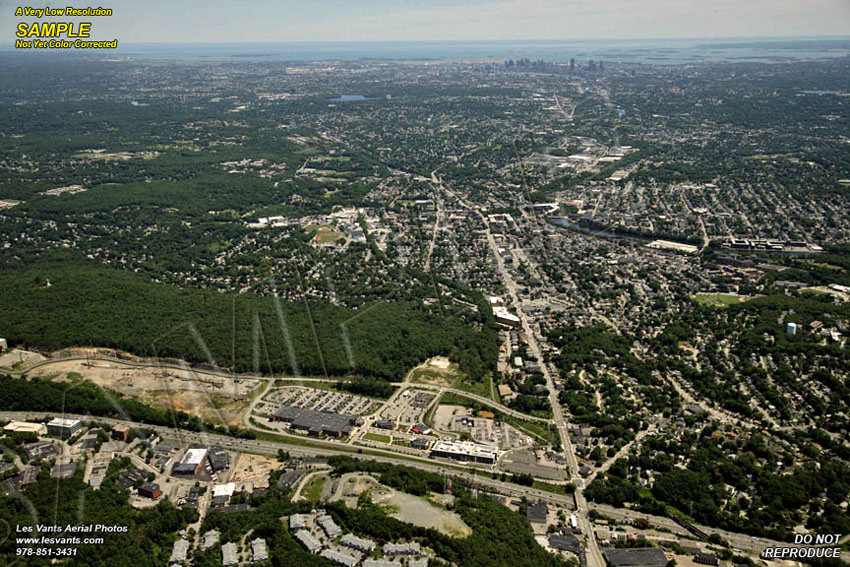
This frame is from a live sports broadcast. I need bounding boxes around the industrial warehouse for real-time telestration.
[172,447,208,475]
[429,440,499,465]
[270,406,361,437]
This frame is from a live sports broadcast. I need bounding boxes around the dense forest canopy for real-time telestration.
[0,259,497,381]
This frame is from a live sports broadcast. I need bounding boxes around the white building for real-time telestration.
[212,483,236,499]
[494,306,521,328]
[46,417,82,438]
[430,440,499,465]
[173,447,208,474]
[3,421,47,436]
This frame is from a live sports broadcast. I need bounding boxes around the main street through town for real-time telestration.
[435,173,606,567]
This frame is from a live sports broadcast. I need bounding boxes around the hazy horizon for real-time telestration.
[47,35,850,45]
[5,0,850,44]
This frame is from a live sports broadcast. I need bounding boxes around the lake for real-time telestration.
[328,95,377,102]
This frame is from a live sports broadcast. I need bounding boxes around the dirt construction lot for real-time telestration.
[27,356,261,426]
[331,473,471,538]
[230,453,281,484]
[408,356,461,387]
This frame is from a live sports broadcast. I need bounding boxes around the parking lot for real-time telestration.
[380,389,436,425]
[256,386,380,417]
[434,404,534,450]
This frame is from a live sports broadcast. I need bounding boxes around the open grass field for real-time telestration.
[71,150,158,161]
[692,293,749,307]
[363,432,391,443]
[302,475,326,503]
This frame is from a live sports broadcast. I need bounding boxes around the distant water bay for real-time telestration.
[20,37,846,65]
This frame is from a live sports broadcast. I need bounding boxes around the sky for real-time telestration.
[5,0,850,43]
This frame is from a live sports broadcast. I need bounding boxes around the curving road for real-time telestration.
[6,354,552,425]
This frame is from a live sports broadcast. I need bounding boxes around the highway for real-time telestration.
[0,410,790,556]
[588,503,787,553]
[0,410,570,501]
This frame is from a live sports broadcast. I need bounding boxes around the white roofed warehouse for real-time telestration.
[173,447,208,475]
[430,440,499,465]
[3,421,47,436]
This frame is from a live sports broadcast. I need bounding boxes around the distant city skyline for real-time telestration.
[4,0,850,44]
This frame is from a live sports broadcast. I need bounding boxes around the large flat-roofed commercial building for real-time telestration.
[646,240,699,255]
[374,419,396,430]
[493,306,521,328]
[46,417,82,438]
[212,482,235,500]
[23,441,58,461]
[527,500,548,524]
[549,534,581,551]
[3,421,47,436]
[138,483,162,499]
[430,440,499,465]
[603,548,669,567]
[173,447,208,475]
[270,406,359,437]
[279,469,307,490]
[207,444,229,472]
